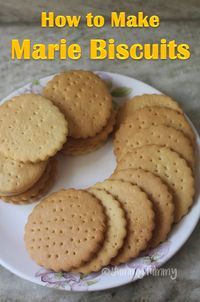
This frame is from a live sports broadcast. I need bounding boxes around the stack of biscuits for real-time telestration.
[114,94,195,224]
[0,94,68,204]
[43,70,115,155]
[24,93,196,274]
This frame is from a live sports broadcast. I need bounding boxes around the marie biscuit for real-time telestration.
[24,189,107,271]
[0,94,68,163]
[43,70,112,139]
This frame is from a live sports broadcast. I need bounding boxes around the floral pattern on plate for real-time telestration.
[35,241,171,290]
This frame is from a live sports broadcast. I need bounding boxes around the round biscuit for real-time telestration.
[0,94,68,163]
[93,179,155,265]
[116,146,195,222]
[24,189,107,271]
[43,70,112,139]
[111,169,174,248]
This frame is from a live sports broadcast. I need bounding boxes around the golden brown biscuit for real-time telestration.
[0,94,68,163]
[43,70,112,139]
[24,189,107,271]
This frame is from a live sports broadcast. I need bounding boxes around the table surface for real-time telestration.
[0,1,200,301]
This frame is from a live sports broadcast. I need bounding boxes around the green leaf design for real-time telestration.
[55,272,64,279]
[80,273,85,279]
[33,80,40,85]
[87,280,98,286]
[111,87,132,97]
[150,253,161,262]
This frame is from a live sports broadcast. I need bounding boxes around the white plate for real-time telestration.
[0,72,199,291]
